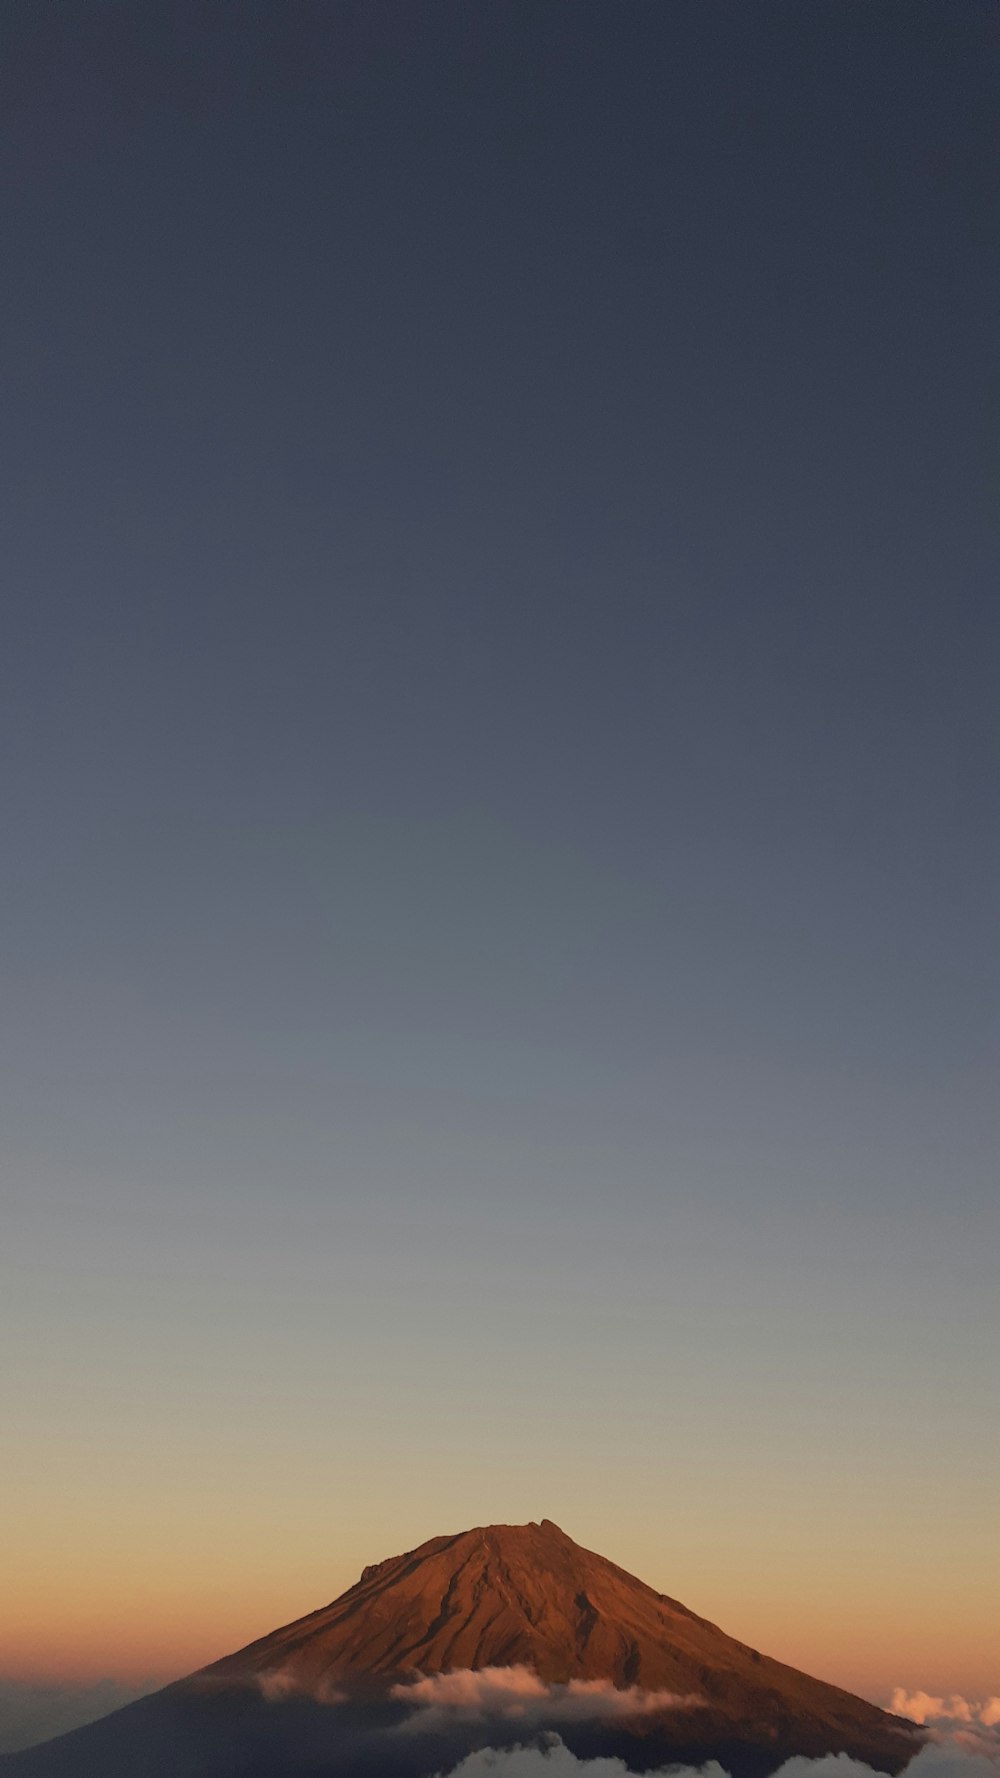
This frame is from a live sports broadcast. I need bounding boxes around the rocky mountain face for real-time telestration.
[0,1520,922,1778]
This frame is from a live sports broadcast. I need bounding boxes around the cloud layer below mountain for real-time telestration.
[392,1666,703,1730]
[437,1733,999,1778]
[2,1670,996,1778]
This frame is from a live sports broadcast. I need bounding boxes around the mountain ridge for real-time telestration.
[0,1519,924,1778]
[198,1518,917,1753]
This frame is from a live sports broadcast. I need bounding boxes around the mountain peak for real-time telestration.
[355,1518,568,1591]
[2,1522,922,1778]
[199,1518,917,1774]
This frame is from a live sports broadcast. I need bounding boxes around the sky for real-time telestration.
[1,0,997,1719]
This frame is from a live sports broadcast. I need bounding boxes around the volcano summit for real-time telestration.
[0,1520,922,1778]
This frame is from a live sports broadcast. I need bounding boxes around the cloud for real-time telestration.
[433,1735,727,1777]
[392,1666,703,1732]
[550,1679,704,1722]
[0,1677,157,1755]
[436,1735,1000,1778]
[776,1751,995,1778]
[898,1744,999,1778]
[254,1670,347,1704]
[888,1692,1000,1765]
[891,1695,1000,1732]
[398,1668,550,1713]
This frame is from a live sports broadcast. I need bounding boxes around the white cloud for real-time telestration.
[392,1666,703,1732]
[888,1691,1000,1765]
[397,1668,550,1713]
[433,1733,727,1777]
[552,1679,704,1721]
[901,1743,999,1778]
[436,1735,999,1778]
[891,1695,1000,1732]
[892,1695,970,1727]
[256,1671,301,1702]
[775,1752,994,1778]
[254,1670,347,1704]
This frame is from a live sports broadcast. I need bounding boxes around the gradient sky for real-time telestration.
[1,0,997,1710]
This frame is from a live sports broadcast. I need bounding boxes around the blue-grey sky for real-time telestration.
[1,0,997,1702]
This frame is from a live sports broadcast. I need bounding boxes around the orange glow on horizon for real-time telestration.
[2,1530,995,1704]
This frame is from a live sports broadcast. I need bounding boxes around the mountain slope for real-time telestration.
[0,1520,922,1778]
[202,1518,916,1763]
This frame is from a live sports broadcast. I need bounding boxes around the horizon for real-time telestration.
[1,1510,993,1704]
[0,1508,997,1760]
[1,0,995,1762]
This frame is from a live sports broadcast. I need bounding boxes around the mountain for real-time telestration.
[0,1520,923,1778]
